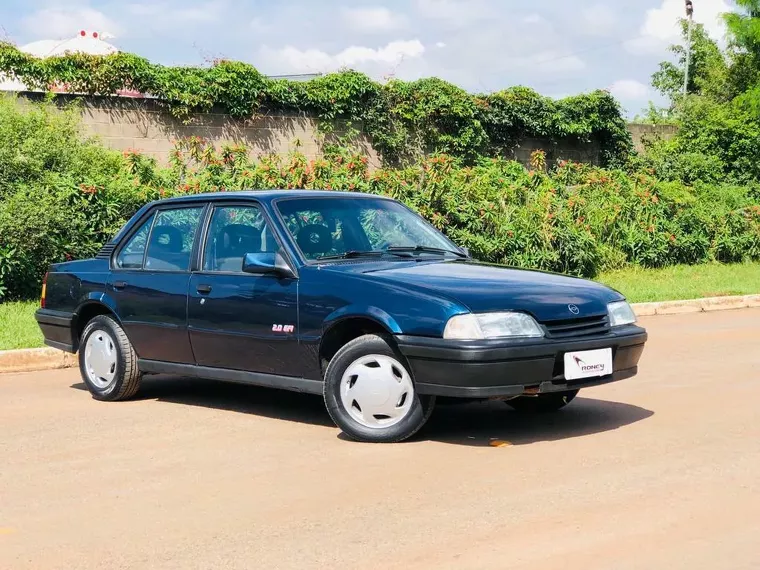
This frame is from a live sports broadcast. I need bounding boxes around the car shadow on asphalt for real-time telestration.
[70,375,335,428]
[70,379,653,445]
[420,397,654,447]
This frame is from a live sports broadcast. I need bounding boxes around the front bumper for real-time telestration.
[396,325,647,398]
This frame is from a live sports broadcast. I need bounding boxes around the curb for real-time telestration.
[1,295,759,374]
[632,294,760,316]
[0,347,77,374]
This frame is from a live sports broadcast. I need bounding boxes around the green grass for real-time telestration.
[598,262,760,303]
[1,262,758,351]
[0,301,44,351]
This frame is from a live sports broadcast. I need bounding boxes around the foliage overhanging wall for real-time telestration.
[0,42,633,166]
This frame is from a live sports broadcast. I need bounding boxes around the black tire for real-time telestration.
[79,315,142,401]
[323,334,436,443]
[505,390,579,413]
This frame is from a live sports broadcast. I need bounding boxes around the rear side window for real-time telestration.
[144,207,203,271]
[116,214,155,269]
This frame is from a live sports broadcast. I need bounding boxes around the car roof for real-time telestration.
[153,190,389,206]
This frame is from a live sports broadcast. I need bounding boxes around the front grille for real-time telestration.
[95,243,116,259]
[542,314,610,339]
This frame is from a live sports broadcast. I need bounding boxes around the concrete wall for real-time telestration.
[26,94,382,168]
[15,93,678,167]
[628,123,679,153]
[508,137,601,167]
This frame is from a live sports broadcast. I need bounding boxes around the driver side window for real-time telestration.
[203,205,274,272]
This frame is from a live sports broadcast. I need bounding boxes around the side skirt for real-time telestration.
[137,360,323,396]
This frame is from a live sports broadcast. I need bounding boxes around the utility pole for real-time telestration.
[683,0,694,98]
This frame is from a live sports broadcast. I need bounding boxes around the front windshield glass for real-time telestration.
[275,196,460,261]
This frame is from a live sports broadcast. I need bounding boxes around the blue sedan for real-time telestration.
[35,190,647,443]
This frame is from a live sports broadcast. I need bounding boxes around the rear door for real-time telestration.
[187,202,301,376]
[109,204,205,364]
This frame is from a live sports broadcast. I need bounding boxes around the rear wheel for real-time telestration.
[79,315,142,401]
[505,390,579,413]
[323,334,435,443]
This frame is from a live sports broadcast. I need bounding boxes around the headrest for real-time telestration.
[150,225,183,252]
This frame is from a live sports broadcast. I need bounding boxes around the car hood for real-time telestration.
[322,260,623,322]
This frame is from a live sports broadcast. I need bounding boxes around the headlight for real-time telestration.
[607,300,636,327]
[443,312,544,340]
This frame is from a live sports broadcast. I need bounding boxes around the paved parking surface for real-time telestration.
[1,309,759,569]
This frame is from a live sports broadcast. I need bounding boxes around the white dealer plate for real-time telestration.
[564,348,613,381]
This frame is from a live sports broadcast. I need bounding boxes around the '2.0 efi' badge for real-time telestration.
[568,304,580,315]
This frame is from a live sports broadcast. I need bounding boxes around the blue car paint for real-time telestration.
[36,190,636,386]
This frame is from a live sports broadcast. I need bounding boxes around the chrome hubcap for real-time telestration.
[340,354,414,429]
[84,329,117,389]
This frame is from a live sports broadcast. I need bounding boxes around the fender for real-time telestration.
[322,304,402,335]
[77,291,120,320]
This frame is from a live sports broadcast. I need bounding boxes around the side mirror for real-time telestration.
[461,247,470,257]
[242,252,295,278]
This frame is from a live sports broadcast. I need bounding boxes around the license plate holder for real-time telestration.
[564,348,613,381]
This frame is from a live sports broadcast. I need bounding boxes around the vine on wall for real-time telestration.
[0,42,633,166]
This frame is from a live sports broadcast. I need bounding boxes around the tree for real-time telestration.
[724,0,760,97]
[651,20,730,105]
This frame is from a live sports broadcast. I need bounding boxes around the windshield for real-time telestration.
[275,196,462,261]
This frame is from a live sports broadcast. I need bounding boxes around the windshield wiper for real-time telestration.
[317,250,387,261]
[386,245,468,258]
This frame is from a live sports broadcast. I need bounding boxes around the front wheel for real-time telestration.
[505,390,579,413]
[323,334,435,443]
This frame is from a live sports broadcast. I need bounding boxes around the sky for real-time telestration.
[0,0,737,117]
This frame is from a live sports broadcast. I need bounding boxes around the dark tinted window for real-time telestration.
[144,207,203,271]
[203,205,273,272]
[116,214,155,269]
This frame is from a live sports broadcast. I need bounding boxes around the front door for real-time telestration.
[187,203,301,376]
[109,204,205,363]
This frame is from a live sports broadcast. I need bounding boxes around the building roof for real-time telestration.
[19,32,118,58]
[0,30,120,93]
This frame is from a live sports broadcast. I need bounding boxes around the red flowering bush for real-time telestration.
[2,96,759,299]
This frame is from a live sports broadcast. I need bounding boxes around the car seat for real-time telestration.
[214,224,261,272]
[145,225,187,270]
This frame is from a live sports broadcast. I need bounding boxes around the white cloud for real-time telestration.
[341,7,406,33]
[580,4,617,35]
[250,17,268,33]
[609,79,651,100]
[415,0,489,25]
[523,14,543,24]
[22,7,122,39]
[626,0,732,55]
[259,40,426,74]
[126,2,223,26]
[523,51,586,73]
[435,41,446,48]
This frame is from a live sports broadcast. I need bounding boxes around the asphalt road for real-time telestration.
[1,309,759,570]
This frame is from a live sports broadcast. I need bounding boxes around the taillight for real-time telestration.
[41,272,48,308]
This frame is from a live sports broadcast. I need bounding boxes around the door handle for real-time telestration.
[113,280,127,290]
[196,284,212,294]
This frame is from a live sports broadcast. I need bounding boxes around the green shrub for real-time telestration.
[0,42,632,167]
[1,97,759,299]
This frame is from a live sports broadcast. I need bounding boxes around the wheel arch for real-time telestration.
[318,314,398,376]
[72,299,121,352]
